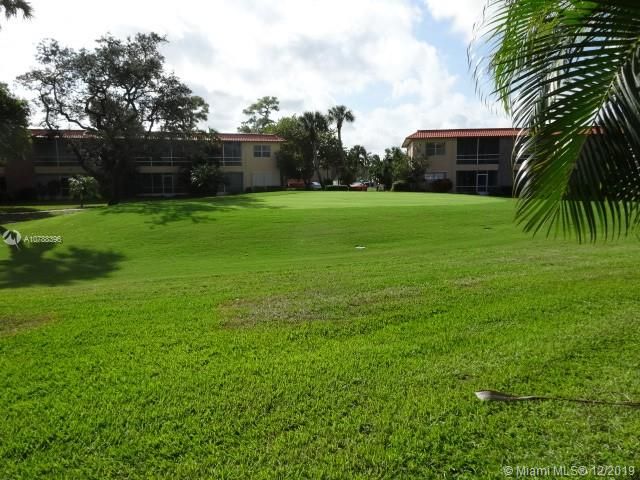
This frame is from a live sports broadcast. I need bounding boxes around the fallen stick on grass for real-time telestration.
[475,390,640,407]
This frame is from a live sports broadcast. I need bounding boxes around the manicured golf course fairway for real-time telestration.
[1,192,639,478]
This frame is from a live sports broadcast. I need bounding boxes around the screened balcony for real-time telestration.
[456,137,501,165]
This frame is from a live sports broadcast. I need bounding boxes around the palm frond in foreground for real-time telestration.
[473,0,640,241]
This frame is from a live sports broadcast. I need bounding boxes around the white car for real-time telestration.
[310,182,322,190]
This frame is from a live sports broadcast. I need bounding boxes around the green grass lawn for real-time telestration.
[1,191,639,479]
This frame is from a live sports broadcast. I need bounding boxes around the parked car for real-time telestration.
[310,181,322,190]
[349,182,368,191]
[287,179,306,188]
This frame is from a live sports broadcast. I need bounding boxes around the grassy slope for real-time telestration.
[0,192,639,479]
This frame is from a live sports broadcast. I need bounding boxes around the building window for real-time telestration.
[456,137,500,163]
[32,138,79,166]
[425,142,445,156]
[425,172,447,181]
[456,170,498,194]
[136,174,186,196]
[253,145,271,158]
[223,142,241,159]
[222,142,242,166]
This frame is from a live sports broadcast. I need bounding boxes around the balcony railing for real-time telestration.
[208,155,242,167]
[33,156,80,167]
[135,156,191,167]
[456,153,501,165]
[219,157,242,167]
[135,156,242,167]
[456,185,500,194]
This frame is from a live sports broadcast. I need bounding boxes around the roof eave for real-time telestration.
[29,128,286,143]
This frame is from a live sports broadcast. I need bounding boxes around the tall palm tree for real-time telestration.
[349,144,368,181]
[299,111,328,187]
[327,105,355,151]
[328,105,355,181]
[473,0,640,241]
[0,0,32,28]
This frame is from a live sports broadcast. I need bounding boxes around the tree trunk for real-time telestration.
[315,167,324,188]
[108,184,120,205]
[108,168,122,205]
[313,142,324,188]
[337,128,345,184]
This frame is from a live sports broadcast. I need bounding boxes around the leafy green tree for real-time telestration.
[299,111,329,187]
[190,163,224,196]
[359,150,374,182]
[370,153,393,189]
[0,0,31,29]
[238,96,280,133]
[18,33,209,204]
[271,115,314,183]
[388,147,411,184]
[269,115,303,140]
[344,145,368,185]
[276,145,312,184]
[0,82,30,164]
[474,0,640,240]
[407,152,429,186]
[379,146,428,189]
[68,175,99,208]
[318,131,344,183]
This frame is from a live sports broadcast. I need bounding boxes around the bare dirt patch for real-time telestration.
[451,277,485,288]
[220,285,425,328]
[0,315,54,337]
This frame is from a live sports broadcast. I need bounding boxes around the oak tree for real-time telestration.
[19,33,210,203]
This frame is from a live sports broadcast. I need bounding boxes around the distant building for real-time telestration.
[402,128,522,195]
[0,129,285,199]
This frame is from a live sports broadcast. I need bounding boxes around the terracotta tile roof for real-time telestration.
[30,129,90,139]
[29,129,284,143]
[217,133,284,143]
[402,128,523,147]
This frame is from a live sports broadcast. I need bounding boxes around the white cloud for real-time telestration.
[352,94,509,155]
[423,0,488,40]
[0,0,508,155]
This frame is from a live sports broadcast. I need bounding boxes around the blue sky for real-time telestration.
[0,0,509,154]
[414,10,476,98]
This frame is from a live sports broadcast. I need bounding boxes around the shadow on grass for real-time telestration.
[0,241,125,289]
[0,204,101,223]
[0,209,55,223]
[0,206,45,214]
[0,202,103,213]
[98,195,283,226]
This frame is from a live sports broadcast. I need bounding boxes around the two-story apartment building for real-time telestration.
[402,128,522,195]
[1,130,285,199]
